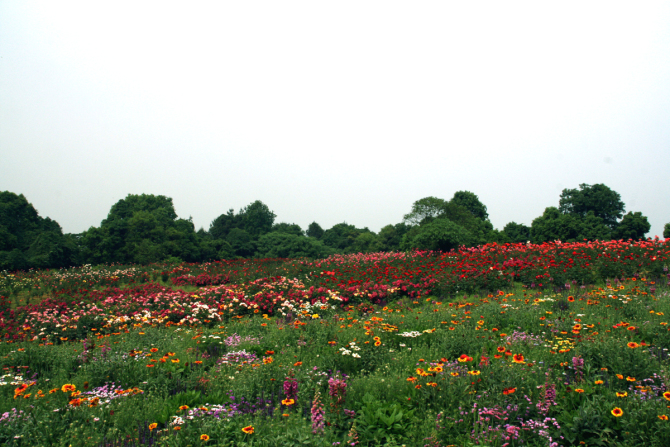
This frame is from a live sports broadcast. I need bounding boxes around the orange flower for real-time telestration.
[616,391,627,397]
[266,350,275,355]
[374,341,381,346]
[146,364,155,368]
[512,354,525,364]
[664,391,670,401]
[406,377,417,383]
[503,387,516,395]
[174,426,181,431]
[574,389,584,393]
[415,384,422,389]
[616,374,624,380]
[497,346,506,353]
[626,376,636,382]
[171,359,180,363]
[282,398,295,406]
[450,372,459,377]
[611,407,623,417]
[200,434,210,441]
[194,360,203,365]
[150,348,158,353]
[61,384,76,393]
[149,423,157,431]
[242,425,254,434]
[627,342,639,349]
[659,415,668,421]
[294,361,302,367]
[594,380,604,385]
[69,398,82,407]
[567,296,575,302]
[179,405,189,411]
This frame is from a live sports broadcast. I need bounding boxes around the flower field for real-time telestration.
[1,240,670,446]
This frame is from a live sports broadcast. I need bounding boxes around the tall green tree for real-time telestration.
[503,222,531,243]
[558,183,625,230]
[79,194,201,264]
[402,219,471,252]
[0,191,76,270]
[255,232,334,259]
[450,191,489,221]
[664,223,670,239]
[306,222,325,239]
[612,212,651,240]
[271,222,303,236]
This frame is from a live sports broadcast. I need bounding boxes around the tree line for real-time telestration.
[0,184,665,271]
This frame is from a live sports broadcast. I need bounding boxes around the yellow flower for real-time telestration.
[149,423,157,431]
[242,425,254,434]
[200,434,210,441]
[611,407,623,417]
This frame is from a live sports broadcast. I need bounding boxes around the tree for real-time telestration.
[306,222,325,239]
[558,183,625,230]
[321,223,374,252]
[664,223,670,239]
[403,197,447,226]
[255,232,335,259]
[0,191,76,270]
[209,210,241,240]
[239,200,276,238]
[377,223,410,251]
[503,222,531,243]
[79,194,201,264]
[451,191,489,221]
[612,212,650,241]
[271,222,303,236]
[531,207,585,243]
[226,228,256,258]
[402,219,471,252]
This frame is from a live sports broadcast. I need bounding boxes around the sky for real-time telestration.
[1,1,669,238]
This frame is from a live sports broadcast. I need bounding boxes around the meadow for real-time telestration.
[1,239,670,446]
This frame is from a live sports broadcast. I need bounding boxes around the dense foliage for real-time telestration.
[0,183,663,271]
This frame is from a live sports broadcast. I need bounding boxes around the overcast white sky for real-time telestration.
[1,1,669,238]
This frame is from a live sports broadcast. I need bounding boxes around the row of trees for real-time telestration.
[0,184,665,270]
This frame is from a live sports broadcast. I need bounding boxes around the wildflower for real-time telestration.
[512,354,525,364]
[282,398,295,406]
[174,426,181,431]
[450,372,459,377]
[266,350,275,355]
[664,391,670,401]
[150,348,158,353]
[627,342,639,349]
[595,380,604,385]
[616,374,624,380]
[616,391,627,397]
[242,425,254,434]
[171,359,180,363]
[311,390,325,434]
[374,341,381,346]
[149,423,157,431]
[407,377,417,383]
[503,387,516,395]
[61,384,76,393]
[568,296,575,302]
[294,361,302,367]
[659,415,668,421]
[200,434,210,441]
[611,407,623,417]
[626,376,636,382]
[179,405,189,411]
[467,370,481,376]
[575,389,584,393]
